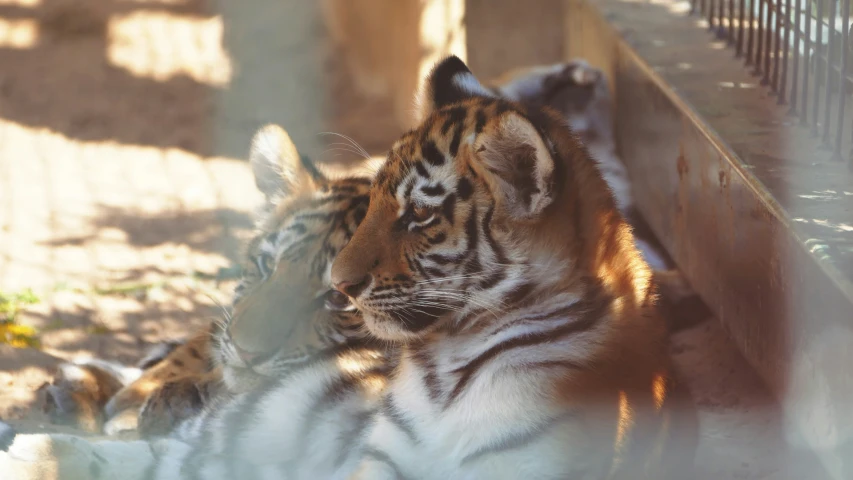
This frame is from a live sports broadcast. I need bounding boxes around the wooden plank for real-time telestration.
[564,0,853,477]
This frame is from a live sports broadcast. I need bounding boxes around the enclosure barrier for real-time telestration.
[699,0,853,166]
[563,0,853,477]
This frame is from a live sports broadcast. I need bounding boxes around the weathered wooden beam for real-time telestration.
[564,1,853,477]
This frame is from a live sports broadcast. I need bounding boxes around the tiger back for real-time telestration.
[331,56,697,479]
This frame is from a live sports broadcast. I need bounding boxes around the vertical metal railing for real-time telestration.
[692,0,853,166]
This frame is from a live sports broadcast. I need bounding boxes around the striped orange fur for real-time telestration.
[332,56,697,479]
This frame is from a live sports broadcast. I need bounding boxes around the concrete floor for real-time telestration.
[671,319,824,479]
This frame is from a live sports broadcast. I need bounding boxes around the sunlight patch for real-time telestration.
[0,0,40,6]
[0,18,38,49]
[107,12,233,87]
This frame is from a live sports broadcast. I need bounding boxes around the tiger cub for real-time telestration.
[331,56,697,479]
[0,125,393,480]
[35,127,382,437]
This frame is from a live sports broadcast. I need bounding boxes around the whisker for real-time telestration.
[324,143,369,155]
[414,273,491,285]
[408,298,468,311]
[321,147,369,160]
[318,132,371,159]
[416,292,501,317]
[417,288,507,308]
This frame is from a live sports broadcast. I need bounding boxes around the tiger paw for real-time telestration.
[535,60,608,126]
[42,360,142,434]
[654,269,712,332]
[542,59,602,92]
[493,60,604,105]
[137,375,218,437]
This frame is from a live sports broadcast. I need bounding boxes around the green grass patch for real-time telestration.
[92,281,165,297]
[0,288,41,348]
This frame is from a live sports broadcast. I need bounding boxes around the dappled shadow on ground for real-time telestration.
[0,0,222,156]
[0,0,260,414]
[0,272,238,420]
[40,205,252,259]
[0,0,268,425]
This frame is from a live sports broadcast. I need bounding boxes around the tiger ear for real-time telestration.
[249,124,323,202]
[415,55,496,120]
[473,112,556,220]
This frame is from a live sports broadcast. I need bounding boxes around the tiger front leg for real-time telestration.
[104,330,216,436]
[41,359,139,434]
[136,369,223,437]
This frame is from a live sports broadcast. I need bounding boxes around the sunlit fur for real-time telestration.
[333,56,697,479]
[492,60,709,331]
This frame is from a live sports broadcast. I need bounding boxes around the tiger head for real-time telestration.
[330,56,650,342]
[216,125,377,391]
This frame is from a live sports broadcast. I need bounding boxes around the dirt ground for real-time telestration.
[0,0,216,410]
[0,0,402,421]
[0,0,269,423]
[0,0,831,478]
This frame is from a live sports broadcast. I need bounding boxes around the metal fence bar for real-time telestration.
[690,0,853,165]
[801,0,813,124]
[730,0,737,43]
[772,3,783,91]
[770,2,787,93]
[812,0,825,135]
[763,1,775,84]
[738,0,747,56]
[836,0,851,160]
[747,0,757,64]
[755,0,766,75]
[789,0,801,110]
[780,0,793,104]
[708,0,715,28]
[822,0,838,146]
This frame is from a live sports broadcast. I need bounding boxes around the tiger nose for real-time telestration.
[333,274,372,298]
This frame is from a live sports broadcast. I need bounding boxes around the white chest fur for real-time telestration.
[358,304,618,480]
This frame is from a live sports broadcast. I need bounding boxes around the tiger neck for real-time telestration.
[437,261,595,340]
[402,283,606,400]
